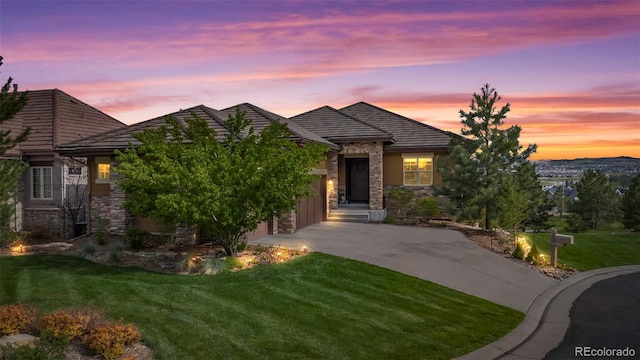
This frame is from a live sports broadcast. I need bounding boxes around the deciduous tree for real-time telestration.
[437,84,536,230]
[0,56,30,233]
[115,110,327,256]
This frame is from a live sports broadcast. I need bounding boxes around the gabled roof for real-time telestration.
[289,106,395,143]
[340,102,453,151]
[1,89,126,155]
[220,103,340,150]
[57,105,230,156]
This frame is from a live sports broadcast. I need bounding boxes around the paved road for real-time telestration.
[544,272,640,359]
[253,222,558,312]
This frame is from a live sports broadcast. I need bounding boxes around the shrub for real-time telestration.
[200,257,225,275]
[84,320,141,360]
[80,241,97,258]
[383,216,396,224]
[95,218,110,245]
[236,241,248,252]
[39,310,84,342]
[224,256,243,270]
[416,197,440,220]
[107,243,124,264]
[0,303,37,336]
[386,188,415,217]
[0,231,27,247]
[124,227,147,250]
[512,241,525,260]
[566,214,588,233]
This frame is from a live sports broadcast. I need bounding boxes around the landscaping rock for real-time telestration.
[22,242,73,252]
[0,334,38,353]
[133,251,178,259]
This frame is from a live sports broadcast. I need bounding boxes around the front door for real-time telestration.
[346,158,369,202]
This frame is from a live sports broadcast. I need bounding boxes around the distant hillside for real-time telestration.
[534,157,640,178]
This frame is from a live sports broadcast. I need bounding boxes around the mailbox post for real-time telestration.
[549,228,574,267]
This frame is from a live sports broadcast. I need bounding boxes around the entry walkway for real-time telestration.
[252,222,557,313]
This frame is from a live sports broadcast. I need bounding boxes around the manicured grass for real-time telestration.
[523,230,640,271]
[0,253,523,360]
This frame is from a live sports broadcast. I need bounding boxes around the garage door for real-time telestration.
[296,176,327,230]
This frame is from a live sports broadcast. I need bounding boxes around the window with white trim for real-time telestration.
[32,167,53,199]
[96,157,111,183]
[402,153,433,186]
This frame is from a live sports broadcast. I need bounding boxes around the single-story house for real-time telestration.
[1,89,126,238]
[56,101,455,241]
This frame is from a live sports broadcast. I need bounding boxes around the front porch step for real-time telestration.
[327,209,370,223]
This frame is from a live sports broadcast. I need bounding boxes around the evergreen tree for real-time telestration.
[0,56,30,232]
[570,170,617,230]
[621,174,640,231]
[513,162,551,230]
[437,84,536,230]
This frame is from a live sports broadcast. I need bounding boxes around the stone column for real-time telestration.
[278,210,297,234]
[327,152,339,210]
[108,161,133,235]
[369,143,384,210]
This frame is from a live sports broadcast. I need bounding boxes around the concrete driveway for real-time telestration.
[252,222,558,313]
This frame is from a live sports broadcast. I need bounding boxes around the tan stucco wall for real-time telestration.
[134,216,175,233]
[383,152,447,186]
[88,156,110,196]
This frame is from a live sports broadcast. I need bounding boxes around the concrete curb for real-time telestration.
[455,265,640,360]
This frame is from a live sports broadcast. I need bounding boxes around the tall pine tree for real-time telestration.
[0,56,30,233]
[570,170,617,230]
[437,84,536,230]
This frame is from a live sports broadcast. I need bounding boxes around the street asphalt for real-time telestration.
[544,271,640,360]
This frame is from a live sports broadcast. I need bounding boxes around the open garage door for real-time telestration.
[296,176,327,230]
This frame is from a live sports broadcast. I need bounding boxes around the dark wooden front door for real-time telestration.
[346,158,369,202]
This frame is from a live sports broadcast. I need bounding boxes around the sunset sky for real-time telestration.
[1,0,638,160]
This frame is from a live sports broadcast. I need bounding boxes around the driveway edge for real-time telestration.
[455,265,640,360]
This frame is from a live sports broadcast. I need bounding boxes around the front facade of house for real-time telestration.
[56,101,454,241]
[291,102,453,222]
[1,89,126,238]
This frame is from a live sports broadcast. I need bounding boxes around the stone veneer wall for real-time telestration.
[23,208,65,240]
[108,161,133,235]
[340,142,384,210]
[278,210,296,234]
[327,152,339,210]
[383,185,451,218]
[175,224,198,245]
[89,195,110,233]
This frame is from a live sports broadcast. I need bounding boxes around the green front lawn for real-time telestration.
[0,253,523,360]
[523,230,640,271]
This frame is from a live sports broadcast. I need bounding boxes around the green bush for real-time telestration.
[566,214,588,233]
[383,216,396,224]
[80,241,97,258]
[107,243,124,264]
[95,218,110,245]
[386,188,415,217]
[512,242,525,260]
[224,256,242,270]
[124,228,147,250]
[417,197,440,220]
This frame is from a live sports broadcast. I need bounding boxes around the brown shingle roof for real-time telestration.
[2,89,126,155]
[57,105,230,156]
[340,102,453,151]
[220,103,340,150]
[289,106,395,143]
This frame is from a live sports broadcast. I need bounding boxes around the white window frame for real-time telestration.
[96,157,111,184]
[402,153,434,186]
[31,167,53,200]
